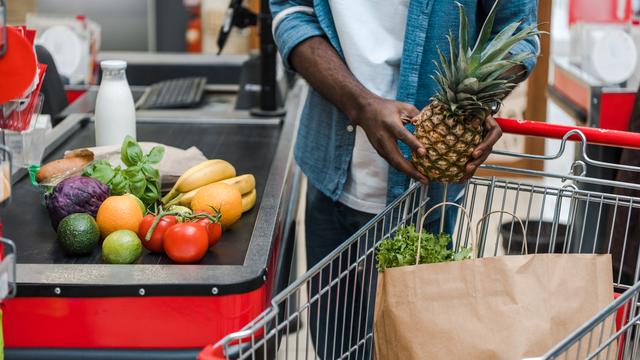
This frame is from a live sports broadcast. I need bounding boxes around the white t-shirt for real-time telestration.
[330,0,409,214]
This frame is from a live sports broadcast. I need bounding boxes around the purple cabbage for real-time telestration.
[46,176,110,230]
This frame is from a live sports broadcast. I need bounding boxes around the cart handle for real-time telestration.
[495,118,640,150]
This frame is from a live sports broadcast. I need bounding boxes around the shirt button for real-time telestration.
[346,125,354,133]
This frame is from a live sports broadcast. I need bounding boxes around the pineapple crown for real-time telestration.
[432,0,540,119]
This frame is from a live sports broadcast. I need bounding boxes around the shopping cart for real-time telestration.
[202,118,640,360]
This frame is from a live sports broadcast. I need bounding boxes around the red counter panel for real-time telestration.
[4,285,267,349]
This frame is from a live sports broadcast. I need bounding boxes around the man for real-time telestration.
[271,0,539,358]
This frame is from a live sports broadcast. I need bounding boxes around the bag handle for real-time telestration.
[475,211,528,255]
[416,202,476,264]
[415,204,529,265]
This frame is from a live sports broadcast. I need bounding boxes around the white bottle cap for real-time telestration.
[100,60,127,71]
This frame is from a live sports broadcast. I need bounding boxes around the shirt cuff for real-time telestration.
[273,11,326,71]
[509,36,540,76]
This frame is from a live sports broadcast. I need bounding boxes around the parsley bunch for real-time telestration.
[375,225,472,272]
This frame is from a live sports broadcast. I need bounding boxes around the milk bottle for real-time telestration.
[94,60,136,146]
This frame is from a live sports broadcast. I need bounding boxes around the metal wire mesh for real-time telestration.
[214,133,640,360]
[541,280,640,360]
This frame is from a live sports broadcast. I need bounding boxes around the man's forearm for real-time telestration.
[289,36,375,121]
[288,36,427,182]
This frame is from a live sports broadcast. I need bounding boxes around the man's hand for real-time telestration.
[351,97,428,183]
[462,115,502,181]
[459,62,523,181]
[289,37,428,183]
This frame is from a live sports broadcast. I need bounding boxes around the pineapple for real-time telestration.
[412,0,538,182]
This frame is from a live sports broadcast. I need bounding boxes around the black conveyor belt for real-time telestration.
[1,120,280,267]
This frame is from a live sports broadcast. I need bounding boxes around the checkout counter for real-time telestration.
[0,54,304,359]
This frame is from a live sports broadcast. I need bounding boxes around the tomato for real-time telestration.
[193,210,223,247]
[163,223,209,263]
[138,214,178,253]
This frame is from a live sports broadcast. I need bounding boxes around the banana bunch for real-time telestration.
[161,160,256,213]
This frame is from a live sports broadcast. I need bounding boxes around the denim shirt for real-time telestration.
[271,0,539,205]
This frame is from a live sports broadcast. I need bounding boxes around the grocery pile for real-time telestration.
[36,136,257,264]
[83,136,165,206]
[160,160,256,218]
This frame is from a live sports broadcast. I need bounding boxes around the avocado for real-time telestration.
[57,213,100,255]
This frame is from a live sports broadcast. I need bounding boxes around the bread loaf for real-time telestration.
[36,149,95,184]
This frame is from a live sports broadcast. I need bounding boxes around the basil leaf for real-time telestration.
[121,136,143,166]
[82,165,94,177]
[83,160,116,184]
[124,165,154,200]
[90,161,116,184]
[141,182,160,205]
[123,165,143,181]
[129,177,147,197]
[146,146,165,164]
[124,166,145,191]
[109,170,130,195]
[141,164,160,182]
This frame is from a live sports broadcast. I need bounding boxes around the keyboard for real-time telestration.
[137,77,206,110]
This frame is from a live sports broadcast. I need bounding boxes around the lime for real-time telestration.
[102,230,143,264]
[124,193,146,215]
[57,213,100,255]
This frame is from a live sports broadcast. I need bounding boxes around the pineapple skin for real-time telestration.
[411,101,484,183]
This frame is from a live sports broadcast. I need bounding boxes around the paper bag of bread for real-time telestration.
[36,149,94,187]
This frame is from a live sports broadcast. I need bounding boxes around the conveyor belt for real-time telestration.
[1,120,280,266]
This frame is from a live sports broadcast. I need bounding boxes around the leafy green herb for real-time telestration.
[121,137,144,166]
[83,136,165,207]
[84,160,116,184]
[146,146,164,164]
[375,225,472,272]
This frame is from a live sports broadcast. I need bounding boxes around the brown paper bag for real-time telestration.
[374,253,613,360]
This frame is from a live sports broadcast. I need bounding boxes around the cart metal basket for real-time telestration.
[203,118,640,360]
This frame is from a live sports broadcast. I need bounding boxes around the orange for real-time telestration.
[124,193,146,214]
[96,195,145,238]
[191,183,242,228]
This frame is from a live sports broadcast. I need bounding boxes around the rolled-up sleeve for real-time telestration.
[481,0,541,76]
[271,0,326,70]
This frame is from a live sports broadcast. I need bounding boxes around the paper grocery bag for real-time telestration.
[374,254,614,360]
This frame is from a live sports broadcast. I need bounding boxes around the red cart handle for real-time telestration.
[496,118,640,150]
